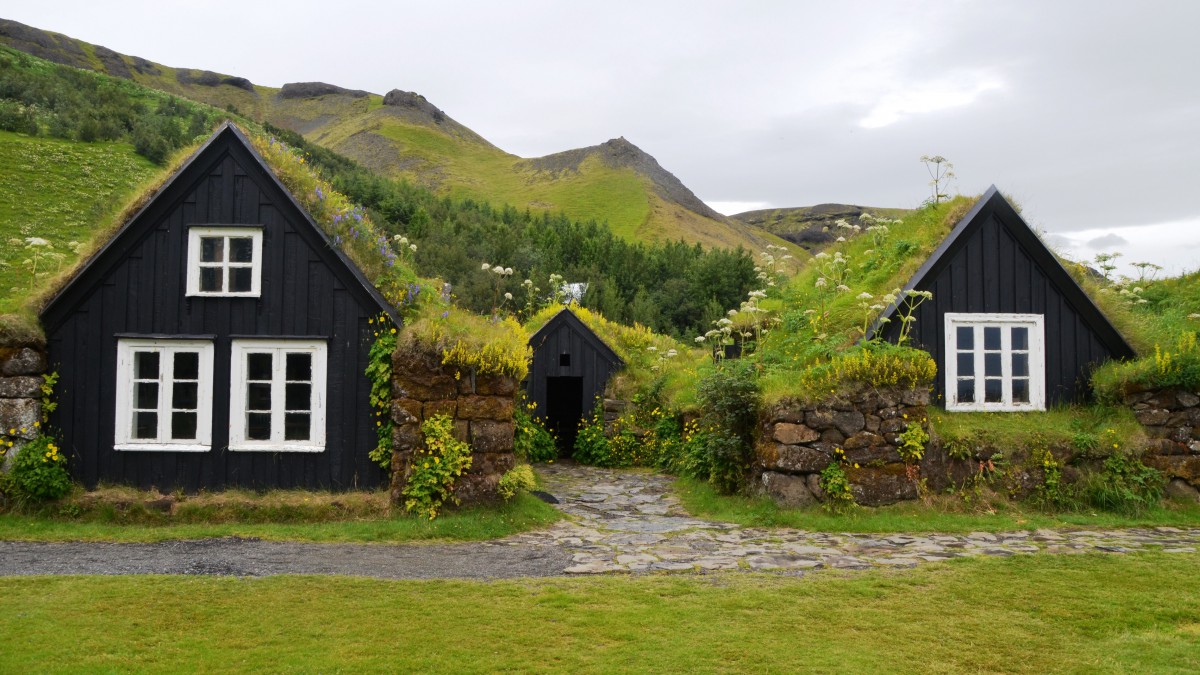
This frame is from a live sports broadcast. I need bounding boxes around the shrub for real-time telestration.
[497,464,537,501]
[402,415,472,519]
[5,435,71,502]
[1079,454,1165,515]
[696,361,761,493]
[573,403,612,466]
[513,402,557,463]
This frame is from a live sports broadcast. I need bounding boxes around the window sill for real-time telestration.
[184,292,261,298]
[946,403,1045,413]
[115,443,211,452]
[228,444,326,453]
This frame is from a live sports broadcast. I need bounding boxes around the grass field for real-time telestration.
[0,131,160,313]
[675,476,1200,533]
[1,552,1197,672]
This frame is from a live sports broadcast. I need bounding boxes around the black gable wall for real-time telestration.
[878,194,1133,405]
[44,129,387,490]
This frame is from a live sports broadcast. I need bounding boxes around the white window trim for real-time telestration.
[944,313,1046,412]
[115,339,214,451]
[229,339,327,452]
[185,226,264,297]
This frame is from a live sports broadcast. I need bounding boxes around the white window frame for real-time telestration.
[945,313,1046,412]
[185,226,264,297]
[115,339,215,451]
[229,339,327,452]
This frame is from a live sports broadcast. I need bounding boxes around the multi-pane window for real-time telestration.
[229,340,326,451]
[186,227,263,296]
[945,313,1045,411]
[115,339,214,450]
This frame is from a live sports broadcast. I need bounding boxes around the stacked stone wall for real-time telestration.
[1126,387,1200,500]
[0,345,47,470]
[388,348,518,506]
[757,387,930,507]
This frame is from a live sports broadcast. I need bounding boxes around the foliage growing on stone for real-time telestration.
[403,305,530,380]
[897,420,929,464]
[403,415,472,519]
[4,434,71,503]
[497,464,537,501]
[695,361,761,493]
[781,342,936,402]
[365,320,397,469]
[818,462,854,513]
[513,398,556,463]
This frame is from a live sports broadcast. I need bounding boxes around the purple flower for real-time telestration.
[333,214,343,225]
[441,311,450,318]
[334,235,342,245]
[315,187,324,201]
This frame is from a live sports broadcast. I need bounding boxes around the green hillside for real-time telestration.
[733,204,911,252]
[0,132,162,314]
[0,18,793,253]
[0,46,764,339]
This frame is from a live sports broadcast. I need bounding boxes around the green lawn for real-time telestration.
[2,552,1197,672]
[676,476,1200,533]
[0,131,160,313]
[0,493,562,543]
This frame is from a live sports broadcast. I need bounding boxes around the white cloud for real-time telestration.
[859,75,1004,129]
[1049,218,1200,279]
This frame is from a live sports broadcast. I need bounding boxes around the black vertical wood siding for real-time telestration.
[877,188,1134,406]
[527,310,623,421]
[41,127,390,491]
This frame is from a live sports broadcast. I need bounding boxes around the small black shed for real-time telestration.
[527,309,624,452]
[871,186,1135,410]
[40,123,399,491]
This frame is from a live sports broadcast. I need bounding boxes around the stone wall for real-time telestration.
[388,347,518,506]
[0,345,47,470]
[756,387,930,507]
[1126,387,1200,500]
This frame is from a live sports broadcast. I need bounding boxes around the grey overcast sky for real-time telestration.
[6,0,1200,276]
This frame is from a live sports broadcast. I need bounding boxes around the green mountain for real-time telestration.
[0,17,791,253]
[0,44,762,339]
[732,204,910,252]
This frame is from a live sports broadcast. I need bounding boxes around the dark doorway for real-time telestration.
[545,376,584,456]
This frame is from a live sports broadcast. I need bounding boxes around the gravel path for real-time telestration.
[2,463,1198,579]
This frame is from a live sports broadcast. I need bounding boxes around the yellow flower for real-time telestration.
[368,318,374,324]
[390,328,397,334]
[854,463,860,469]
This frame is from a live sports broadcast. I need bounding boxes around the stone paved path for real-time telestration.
[3,463,1198,579]
[511,462,1200,575]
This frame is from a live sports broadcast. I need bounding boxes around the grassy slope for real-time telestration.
[0,26,788,253]
[2,553,1197,671]
[0,131,161,313]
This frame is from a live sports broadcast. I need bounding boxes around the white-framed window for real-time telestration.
[186,226,263,297]
[115,339,215,451]
[945,313,1045,412]
[229,340,327,451]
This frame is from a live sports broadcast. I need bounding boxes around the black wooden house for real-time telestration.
[870,186,1135,410]
[40,123,398,491]
[527,309,623,452]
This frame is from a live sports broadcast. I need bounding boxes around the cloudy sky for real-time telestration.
[8,1,1199,276]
